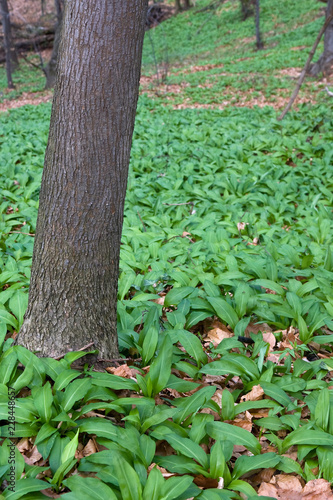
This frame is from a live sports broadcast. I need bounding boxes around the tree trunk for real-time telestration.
[240,0,253,20]
[16,0,148,361]
[44,0,63,89]
[309,0,333,76]
[0,0,18,89]
[183,0,191,10]
[255,0,263,49]
[175,0,182,13]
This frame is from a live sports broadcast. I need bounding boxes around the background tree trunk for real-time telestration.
[0,0,18,88]
[255,0,263,49]
[17,0,148,361]
[309,0,333,76]
[183,0,191,10]
[44,0,63,89]
[240,0,253,20]
[175,0,182,12]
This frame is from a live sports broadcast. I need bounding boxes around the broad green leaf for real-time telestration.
[3,478,47,500]
[232,452,279,480]
[281,428,333,453]
[160,475,193,500]
[113,454,143,500]
[143,467,164,500]
[164,433,208,468]
[31,382,53,423]
[174,386,216,424]
[207,422,261,455]
[77,417,117,441]
[206,297,238,329]
[164,287,195,307]
[149,335,173,395]
[63,474,118,500]
[61,430,79,464]
[54,369,81,391]
[62,378,92,412]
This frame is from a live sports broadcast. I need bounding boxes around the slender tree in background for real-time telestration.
[240,0,253,20]
[175,0,191,13]
[255,0,263,49]
[16,0,148,361]
[309,0,333,76]
[44,0,63,89]
[0,0,18,89]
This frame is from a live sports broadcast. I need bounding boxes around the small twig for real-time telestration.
[19,52,44,72]
[6,231,35,236]
[325,86,333,97]
[53,341,95,360]
[147,29,159,84]
[195,10,216,36]
[137,211,147,232]
[278,7,333,120]
[163,202,194,206]
[195,0,224,14]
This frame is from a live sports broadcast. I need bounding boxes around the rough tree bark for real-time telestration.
[16,0,148,361]
[0,0,18,88]
[44,0,63,89]
[309,0,333,76]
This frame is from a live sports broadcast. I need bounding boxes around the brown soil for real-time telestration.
[8,0,55,26]
[0,91,53,112]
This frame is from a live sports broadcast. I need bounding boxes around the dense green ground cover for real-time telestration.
[1,0,333,498]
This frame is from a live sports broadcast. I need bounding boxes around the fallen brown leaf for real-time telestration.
[205,325,233,346]
[240,384,264,402]
[302,479,333,499]
[263,332,276,351]
[82,439,98,457]
[106,364,140,378]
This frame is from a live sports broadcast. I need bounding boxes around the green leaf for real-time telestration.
[54,369,81,391]
[281,428,333,453]
[62,378,92,412]
[11,358,34,392]
[166,374,200,392]
[164,433,208,468]
[209,440,226,479]
[3,478,47,500]
[61,429,79,464]
[91,372,139,391]
[149,335,173,395]
[0,351,17,385]
[207,422,261,455]
[164,287,195,307]
[142,327,158,366]
[260,382,293,408]
[63,475,118,500]
[232,453,279,480]
[0,309,18,330]
[143,467,164,500]
[31,382,53,423]
[155,455,206,476]
[177,330,207,366]
[206,297,239,329]
[221,389,235,421]
[77,418,117,441]
[141,408,177,433]
[251,279,285,296]
[174,385,216,424]
[113,454,143,500]
[161,475,193,500]
[8,291,28,327]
